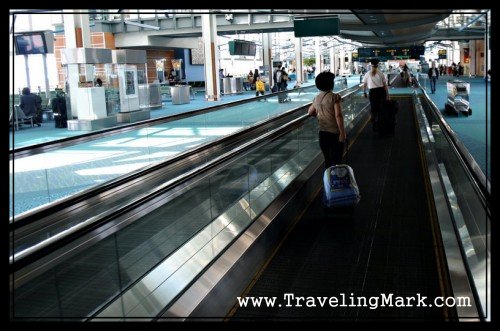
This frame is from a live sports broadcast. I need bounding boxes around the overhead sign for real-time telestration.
[357,46,425,62]
[293,17,340,38]
[438,49,447,59]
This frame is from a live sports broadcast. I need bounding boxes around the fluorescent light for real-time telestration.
[124,20,160,30]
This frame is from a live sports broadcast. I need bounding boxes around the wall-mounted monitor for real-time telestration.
[249,43,256,57]
[241,43,249,56]
[14,32,48,55]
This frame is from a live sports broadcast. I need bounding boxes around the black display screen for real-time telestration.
[15,33,47,55]
[357,46,425,61]
[229,40,257,56]
[248,43,256,56]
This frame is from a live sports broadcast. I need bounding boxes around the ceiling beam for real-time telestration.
[341,28,438,45]
[340,13,450,31]
[124,20,160,30]
[458,11,488,31]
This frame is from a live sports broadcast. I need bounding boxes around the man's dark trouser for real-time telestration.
[369,87,386,129]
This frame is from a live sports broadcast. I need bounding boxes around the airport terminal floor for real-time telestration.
[419,75,490,177]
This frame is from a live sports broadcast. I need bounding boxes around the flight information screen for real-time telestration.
[356,46,425,61]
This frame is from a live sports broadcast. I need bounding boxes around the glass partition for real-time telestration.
[12,86,367,256]
[12,90,370,320]
[10,85,322,217]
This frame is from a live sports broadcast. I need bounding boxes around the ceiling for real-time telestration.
[14,9,477,49]
[333,10,453,46]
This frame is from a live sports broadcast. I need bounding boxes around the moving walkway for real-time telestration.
[10,83,489,322]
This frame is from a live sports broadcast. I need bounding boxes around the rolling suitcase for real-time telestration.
[378,99,398,135]
[54,114,67,128]
[322,141,361,209]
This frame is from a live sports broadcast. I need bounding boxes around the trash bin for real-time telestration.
[171,85,191,105]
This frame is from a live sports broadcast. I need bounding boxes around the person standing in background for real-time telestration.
[427,62,439,94]
[362,58,389,132]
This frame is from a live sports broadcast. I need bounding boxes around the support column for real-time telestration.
[315,37,321,76]
[340,51,345,73]
[348,51,353,74]
[63,10,93,119]
[336,53,341,75]
[262,33,273,86]
[468,40,476,76]
[329,47,335,74]
[486,10,490,76]
[24,55,30,90]
[201,14,220,101]
[294,37,303,83]
[79,13,94,82]
[42,55,51,98]
[24,15,32,90]
[453,41,460,64]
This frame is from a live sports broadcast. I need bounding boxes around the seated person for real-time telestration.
[167,74,176,85]
[248,70,254,82]
[19,87,41,127]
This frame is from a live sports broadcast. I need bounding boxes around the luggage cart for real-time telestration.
[445,80,472,116]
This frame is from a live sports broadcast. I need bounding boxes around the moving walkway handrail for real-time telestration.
[11,85,363,271]
[10,85,318,159]
[417,81,490,207]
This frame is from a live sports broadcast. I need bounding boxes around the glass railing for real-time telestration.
[418,93,490,319]
[10,108,307,258]
[11,88,368,320]
[9,85,321,218]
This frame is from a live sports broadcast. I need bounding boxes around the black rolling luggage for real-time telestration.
[54,114,67,128]
[378,99,398,135]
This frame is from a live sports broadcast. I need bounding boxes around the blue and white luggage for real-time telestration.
[323,164,361,208]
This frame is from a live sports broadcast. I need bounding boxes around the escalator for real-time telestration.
[10,85,489,322]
